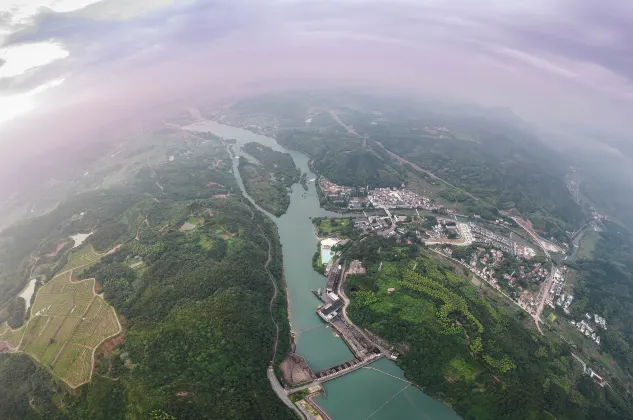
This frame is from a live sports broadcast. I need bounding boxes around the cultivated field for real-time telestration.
[0,323,24,349]
[59,244,101,273]
[0,245,121,388]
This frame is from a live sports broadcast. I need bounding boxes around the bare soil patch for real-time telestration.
[280,353,315,385]
[180,222,197,231]
[44,242,67,258]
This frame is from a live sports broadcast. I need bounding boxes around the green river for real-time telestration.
[184,120,462,420]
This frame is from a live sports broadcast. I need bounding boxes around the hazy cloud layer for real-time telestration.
[0,0,631,162]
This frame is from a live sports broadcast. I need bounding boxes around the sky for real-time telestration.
[0,0,631,159]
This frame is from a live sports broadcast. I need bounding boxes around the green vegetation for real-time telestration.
[577,231,599,260]
[242,142,300,186]
[0,140,294,419]
[354,104,585,241]
[0,354,68,419]
[300,173,308,190]
[2,248,121,387]
[238,143,299,216]
[288,389,310,402]
[277,129,405,188]
[312,242,325,275]
[345,235,633,420]
[313,217,355,239]
[59,244,101,273]
[227,92,584,240]
[239,158,291,216]
[565,220,633,393]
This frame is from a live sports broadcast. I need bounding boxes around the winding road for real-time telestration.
[259,225,306,419]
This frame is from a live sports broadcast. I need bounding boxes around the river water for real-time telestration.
[183,120,461,420]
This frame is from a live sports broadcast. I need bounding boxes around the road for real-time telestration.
[427,248,530,316]
[336,262,390,357]
[373,141,481,202]
[260,227,306,419]
[532,265,557,335]
[510,217,551,259]
[268,367,306,419]
[259,227,280,362]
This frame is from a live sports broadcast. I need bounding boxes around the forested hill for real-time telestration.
[242,142,300,187]
[567,220,633,395]
[220,92,583,240]
[0,138,293,419]
[345,235,633,420]
[275,129,405,188]
[238,142,300,216]
[351,105,585,240]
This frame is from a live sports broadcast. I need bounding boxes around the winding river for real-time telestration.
[183,120,461,420]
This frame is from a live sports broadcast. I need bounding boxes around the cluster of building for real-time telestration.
[469,223,512,253]
[569,313,607,346]
[217,112,279,137]
[367,187,434,210]
[516,262,549,283]
[468,248,506,289]
[593,313,607,329]
[347,260,366,275]
[517,290,539,314]
[428,218,459,239]
[515,244,536,259]
[319,177,444,212]
[424,218,472,245]
[319,178,353,204]
[422,126,451,136]
[572,353,606,387]
[440,242,550,308]
[318,299,343,322]
[354,215,392,233]
[546,266,573,313]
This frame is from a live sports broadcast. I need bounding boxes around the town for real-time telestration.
[319,177,444,212]
[313,176,609,363]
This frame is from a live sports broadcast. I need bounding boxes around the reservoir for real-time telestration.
[183,119,462,420]
[70,232,92,249]
[19,279,37,311]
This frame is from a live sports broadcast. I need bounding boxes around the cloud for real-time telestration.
[0,0,631,161]
[0,41,68,78]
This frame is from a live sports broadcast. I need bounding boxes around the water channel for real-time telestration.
[183,120,461,420]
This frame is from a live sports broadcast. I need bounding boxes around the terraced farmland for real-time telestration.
[0,245,121,388]
[59,244,101,273]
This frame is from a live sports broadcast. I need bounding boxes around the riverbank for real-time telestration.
[182,117,463,420]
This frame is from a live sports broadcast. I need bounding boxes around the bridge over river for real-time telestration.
[289,353,384,392]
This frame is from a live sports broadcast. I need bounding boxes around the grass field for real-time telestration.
[314,218,352,238]
[60,244,101,273]
[578,231,599,260]
[0,245,120,388]
[447,358,479,382]
[0,323,25,348]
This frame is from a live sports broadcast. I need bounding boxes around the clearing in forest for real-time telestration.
[0,245,121,388]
